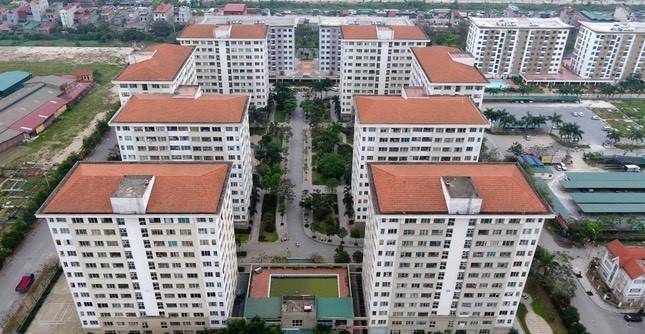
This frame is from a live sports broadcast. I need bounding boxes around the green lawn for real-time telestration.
[270,276,338,297]
[0,61,121,166]
[525,279,568,334]
[275,109,287,123]
[593,101,645,134]
[517,303,531,334]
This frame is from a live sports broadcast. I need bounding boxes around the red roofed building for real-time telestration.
[73,69,94,82]
[600,239,645,305]
[222,3,246,15]
[153,3,173,22]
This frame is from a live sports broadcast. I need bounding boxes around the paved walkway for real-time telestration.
[521,296,553,334]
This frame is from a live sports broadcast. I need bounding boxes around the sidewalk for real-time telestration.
[521,296,553,334]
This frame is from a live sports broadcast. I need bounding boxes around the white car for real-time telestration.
[571,111,578,117]
[578,112,584,117]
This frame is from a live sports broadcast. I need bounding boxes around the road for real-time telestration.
[0,219,55,320]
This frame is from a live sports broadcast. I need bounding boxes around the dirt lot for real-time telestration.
[0,46,133,65]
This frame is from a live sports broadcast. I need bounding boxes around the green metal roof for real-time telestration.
[315,298,354,319]
[560,180,645,189]
[0,71,31,92]
[577,203,645,213]
[244,298,282,319]
[565,172,645,181]
[533,178,571,221]
[580,10,615,22]
[530,165,553,175]
[571,193,645,204]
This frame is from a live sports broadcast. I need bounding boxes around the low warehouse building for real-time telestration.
[0,71,32,97]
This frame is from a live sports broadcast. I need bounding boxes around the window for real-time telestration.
[292,320,303,327]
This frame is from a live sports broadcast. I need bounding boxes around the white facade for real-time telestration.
[319,25,342,74]
[110,93,253,224]
[339,26,429,116]
[351,95,488,224]
[175,6,192,24]
[37,163,238,334]
[599,240,645,306]
[362,163,554,334]
[30,0,48,21]
[571,22,645,81]
[268,25,295,73]
[59,4,76,28]
[113,44,197,105]
[410,46,488,108]
[177,24,270,107]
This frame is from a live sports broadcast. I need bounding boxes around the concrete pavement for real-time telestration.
[521,295,553,334]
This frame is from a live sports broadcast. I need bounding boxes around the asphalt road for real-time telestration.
[483,103,611,149]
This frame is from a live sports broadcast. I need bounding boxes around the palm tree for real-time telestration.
[498,113,517,129]
[560,122,583,142]
[606,130,622,144]
[533,115,548,130]
[520,111,534,131]
[626,128,645,144]
[483,108,507,130]
[548,112,563,134]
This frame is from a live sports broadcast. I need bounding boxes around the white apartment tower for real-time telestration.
[30,0,48,21]
[37,162,238,334]
[410,46,489,107]
[177,24,270,107]
[465,17,571,78]
[351,95,489,224]
[109,90,253,224]
[339,25,429,117]
[571,22,645,81]
[113,44,197,105]
[363,163,554,334]
[268,24,296,73]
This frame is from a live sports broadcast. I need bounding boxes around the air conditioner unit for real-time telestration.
[304,305,312,312]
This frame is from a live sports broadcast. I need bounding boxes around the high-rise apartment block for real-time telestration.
[363,163,553,334]
[177,24,270,107]
[37,162,238,333]
[339,25,429,117]
[351,95,488,224]
[410,46,489,107]
[571,22,645,81]
[113,44,197,105]
[318,17,415,74]
[109,89,253,224]
[466,17,571,78]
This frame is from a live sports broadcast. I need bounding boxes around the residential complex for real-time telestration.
[465,17,571,78]
[112,44,197,105]
[177,24,270,107]
[109,89,253,224]
[410,46,489,107]
[37,162,238,334]
[351,95,489,224]
[363,163,553,334]
[339,25,429,116]
[570,21,645,81]
[600,240,645,306]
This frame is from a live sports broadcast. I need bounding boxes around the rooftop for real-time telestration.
[201,15,298,27]
[469,17,572,29]
[318,15,413,26]
[412,46,488,84]
[115,44,194,82]
[38,162,230,214]
[606,240,645,279]
[223,3,246,12]
[179,24,268,39]
[368,163,551,214]
[340,25,428,40]
[110,94,248,124]
[154,3,172,13]
[580,21,645,33]
[0,71,31,92]
[355,96,487,125]
[580,10,615,22]
[249,267,350,298]
[443,176,481,199]
[112,175,153,198]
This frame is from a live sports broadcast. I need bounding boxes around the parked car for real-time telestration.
[559,162,568,171]
[571,111,578,117]
[602,126,613,131]
[592,115,600,120]
[578,112,584,117]
[554,164,562,171]
[623,314,643,322]
[15,273,35,293]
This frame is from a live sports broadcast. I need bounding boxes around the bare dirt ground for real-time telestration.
[0,46,133,65]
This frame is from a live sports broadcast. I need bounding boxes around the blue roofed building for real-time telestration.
[0,71,32,97]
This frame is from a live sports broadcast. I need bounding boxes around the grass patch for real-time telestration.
[270,276,339,297]
[517,303,531,334]
[259,194,279,242]
[0,61,120,166]
[275,109,287,123]
[235,228,251,243]
[525,278,568,334]
[311,170,329,185]
[0,39,119,47]
[250,127,266,136]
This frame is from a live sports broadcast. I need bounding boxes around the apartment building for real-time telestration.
[339,25,429,117]
[112,44,197,105]
[199,16,297,75]
[318,17,414,74]
[410,46,488,107]
[36,162,238,334]
[465,17,571,78]
[109,89,252,224]
[153,3,173,22]
[363,163,553,334]
[30,0,48,21]
[599,240,645,306]
[570,22,645,81]
[59,3,76,28]
[177,24,270,107]
[351,95,488,224]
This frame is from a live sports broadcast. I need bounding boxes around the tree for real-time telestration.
[118,29,147,42]
[350,229,361,244]
[498,113,517,129]
[337,227,348,243]
[508,329,520,334]
[352,250,364,263]
[276,178,295,203]
[598,84,616,97]
[606,129,622,144]
[219,317,281,334]
[507,142,524,156]
[531,247,577,304]
[548,112,563,135]
[559,122,584,142]
[334,245,351,263]
[260,164,283,194]
[150,21,174,38]
[317,153,347,180]
[313,324,333,334]
[560,305,580,324]
[626,128,645,144]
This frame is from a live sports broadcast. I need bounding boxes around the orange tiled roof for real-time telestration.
[40,163,229,214]
[115,44,194,82]
[154,3,172,13]
[606,239,645,279]
[111,94,248,124]
[340,25,428,40]
[355,96,487,125]
[369,163,551,214]
[179,24,268,39]
[412,46,488,84]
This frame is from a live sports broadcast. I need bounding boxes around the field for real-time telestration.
[269,276,338,297]
[593,100,645,134]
